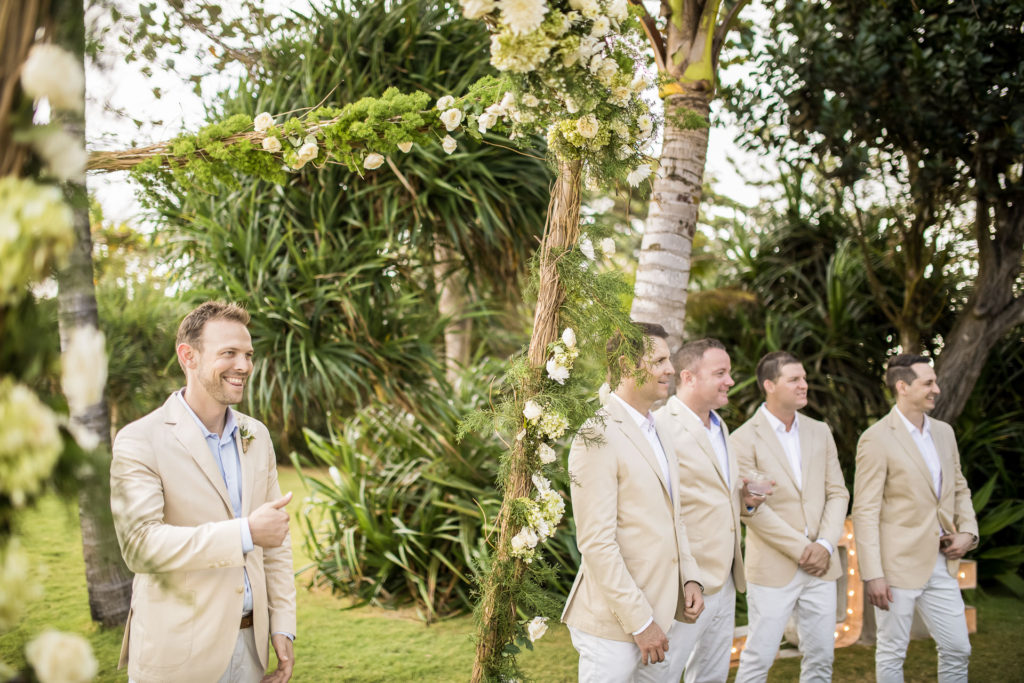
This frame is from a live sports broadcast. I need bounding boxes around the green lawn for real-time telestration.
[2,466,1021,681]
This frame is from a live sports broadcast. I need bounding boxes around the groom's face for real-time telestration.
[191,319,254,406]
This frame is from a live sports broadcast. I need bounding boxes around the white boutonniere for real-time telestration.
[238,421,255,453]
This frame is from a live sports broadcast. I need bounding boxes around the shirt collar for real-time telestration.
[676,396,720,431]
[895,406,930,437]
[176,389,237,440]
[761,404,798,434]
[611,393,656,432]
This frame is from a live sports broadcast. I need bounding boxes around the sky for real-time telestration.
[85,1,766,227]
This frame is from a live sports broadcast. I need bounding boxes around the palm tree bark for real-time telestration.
[53,0,133,628]
[471,160,581,682]
[434,243,473,386]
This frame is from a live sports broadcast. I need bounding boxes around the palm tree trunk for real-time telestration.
[53,0,133,628]
[471,160,581,682]
[630,91,712,352]
[434,243,473,386]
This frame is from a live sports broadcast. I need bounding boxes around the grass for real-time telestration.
[2,466,1022,681]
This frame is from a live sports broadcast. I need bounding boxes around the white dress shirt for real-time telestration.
[680,401,730,485]
[895,407,943,497]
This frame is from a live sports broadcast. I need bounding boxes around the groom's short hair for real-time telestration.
[605,321,668,388]
[176,301,251,355]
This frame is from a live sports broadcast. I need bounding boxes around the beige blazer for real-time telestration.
[730,409,849,586]
[110,393,297,682]
[561,396,701,642]
[852,407,979,589]
[654,395,746,595]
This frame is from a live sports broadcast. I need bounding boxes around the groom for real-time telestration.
[562,322,704,682]
[110,301,297,682]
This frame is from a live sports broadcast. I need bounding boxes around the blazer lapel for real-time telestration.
[608,398,672,505]
[754,410,799,491]
[934,421,954,502]
[887,408,939,500]
[670,396,729,492]
[233,410,257,515]
[166,395,234,515]
[799,415,813,492]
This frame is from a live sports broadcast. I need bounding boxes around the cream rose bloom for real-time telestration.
[253,112,274,132]
[537,443,556,464]
[477,112,498,133]
[460,0,496,19]
[397,141,413,153]
[499,0,548,36]
[561,327,577,348]
[441,135,458,154]
[436,95,456,110]
[527,616,549,643]
[62,325,107,415]
[21,44,84,113]
[25,630,98,683]
[32,130,87,183]
[297,141,319,163]
[363,153,385,170]
[546,358,570,385]
[262,136,282,153]
[576,114,599,139]
[440,107,464,131]
[523,399,543,421]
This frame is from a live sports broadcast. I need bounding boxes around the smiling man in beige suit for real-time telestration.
[731,351,849,683]
[853,353,978,683]
[563,322,704,682]
[655,338,766,683]
[111,302,297,683]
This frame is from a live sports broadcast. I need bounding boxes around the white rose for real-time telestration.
[363,153,385,170]
[526,616,549,643]
[61,325,107,415]
[25,630,98,683]
[440,107,464,131]
[441,135,458,154]
[537,443,556,464]
[611,120,629,138]
[436,95,456,110]
[600,237,616,255]
[579,236,596,260]
[21,44,84,113]
[511,526,539,552]
[610,86,631,106]
[500,91,516,111]
[576,114,599,139]
[477,112,498,133]
[31,130,87,183]
[253,112,274,132]
[522,94,540,107]
[261,136,282,153]
[627,164,652,187]
[609,0,629,21]
[499,0,549,36]
[565,96,579,114]
[523,399,543,421]
[297,141,319,162]
[546,358,570,385]
[397,141,413,153]
[597,59,619,87]
[561,327,577,348]
[460,0,497,19]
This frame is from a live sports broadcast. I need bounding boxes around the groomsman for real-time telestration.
[731,351,849,682]
[852,353,978,683]
[562,323,705,682]
[654,338,766,683]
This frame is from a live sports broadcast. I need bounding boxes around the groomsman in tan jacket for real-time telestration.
[654,338,766,683]
[853,353,978,683]
[563,323,705,682]
[730,351,849,682]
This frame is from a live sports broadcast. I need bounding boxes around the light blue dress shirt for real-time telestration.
[176,391,254,613]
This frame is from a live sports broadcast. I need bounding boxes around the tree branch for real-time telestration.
[712,0,751,65]
[628,0,666,71]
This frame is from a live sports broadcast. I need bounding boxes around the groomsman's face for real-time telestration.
[766,362,808,411]
[623,335,674,406]
[189,319,254,407]
[899,362,940,414]
[687,347,734,411]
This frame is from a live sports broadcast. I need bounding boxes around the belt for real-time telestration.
[240,613,253,630]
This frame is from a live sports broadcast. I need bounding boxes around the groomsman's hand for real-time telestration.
[633,622,669,665]
[740,479,774,509]
[798,543,830,576]
[681,581,704,623]
[865,577,894,610]
[249,492,293,548]
[940,532,974,560]
[261,633,294,682]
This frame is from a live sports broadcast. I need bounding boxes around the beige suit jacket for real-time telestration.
[110,393,297,682]
[654,395,746,595]
[730,409,849,586]
[561,396,701,642]
[852,407,979,589]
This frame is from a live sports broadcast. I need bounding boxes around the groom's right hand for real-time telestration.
[634,621,669,665]
[249,492,292,548]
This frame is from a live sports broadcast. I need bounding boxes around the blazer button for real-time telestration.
[237,586,244,594]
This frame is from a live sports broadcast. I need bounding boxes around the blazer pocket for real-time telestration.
[137,581,195,667]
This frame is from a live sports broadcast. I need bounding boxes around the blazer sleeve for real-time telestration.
[818,424,850,550]
[110,425,244,574]
[260,430,298,636]
[730,429,808,562]
[946,426,979,545]
[568,433,652,635]
[852,429,886,581]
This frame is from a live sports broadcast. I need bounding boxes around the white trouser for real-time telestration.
[735,569,836,683]
[669,572,736,683]
[570,619,699,683]
[875,553,970,683]
[130,628,262,683]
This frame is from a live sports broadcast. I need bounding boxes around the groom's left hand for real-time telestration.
[262,633,295,683]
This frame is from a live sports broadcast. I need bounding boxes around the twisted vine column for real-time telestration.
[471,159,581,682]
